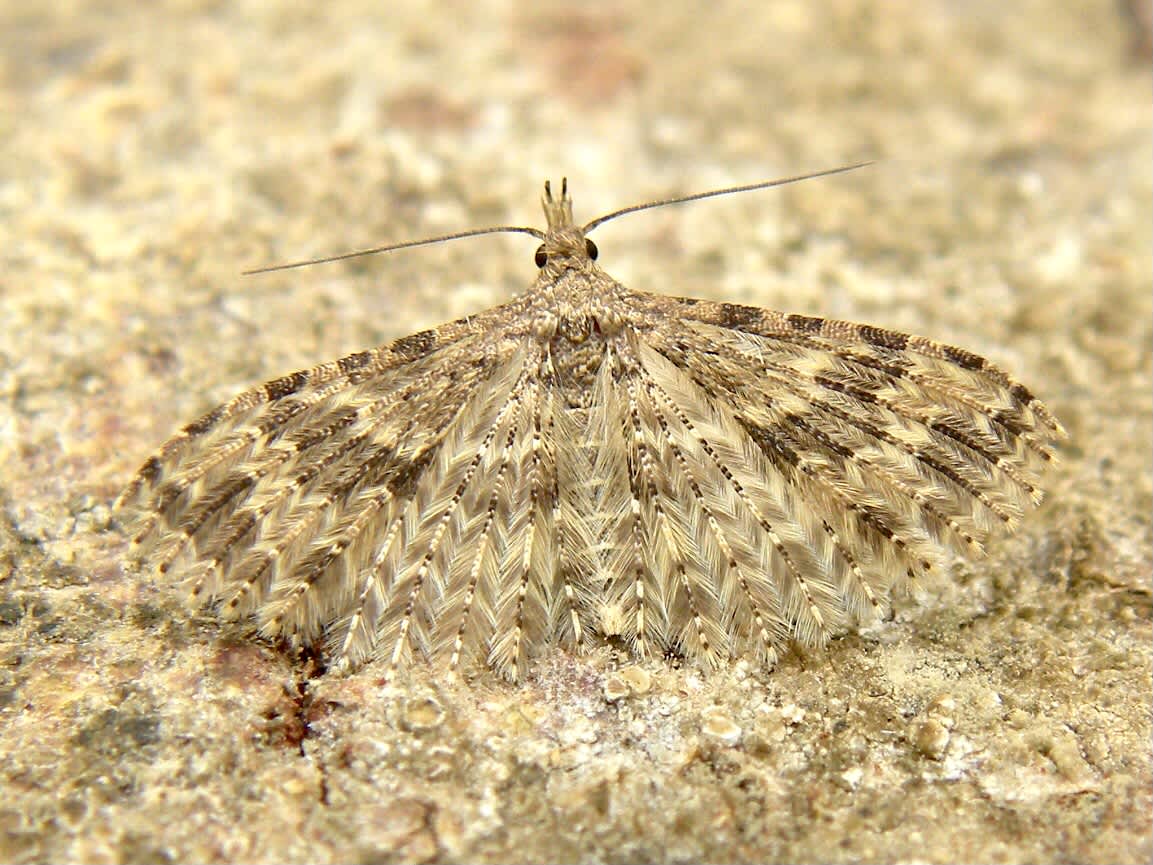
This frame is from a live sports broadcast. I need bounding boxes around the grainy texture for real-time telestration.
[0,1,1149,863]
[119,177,1063,681]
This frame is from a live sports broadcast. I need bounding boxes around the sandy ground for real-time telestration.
[1,0,1150,862]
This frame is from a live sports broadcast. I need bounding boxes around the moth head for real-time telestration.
[537,178,599,269]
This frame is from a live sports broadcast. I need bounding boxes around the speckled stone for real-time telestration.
[1,1,1149,863]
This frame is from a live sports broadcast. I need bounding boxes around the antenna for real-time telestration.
[582,161,873,233]
[243,161,873,275]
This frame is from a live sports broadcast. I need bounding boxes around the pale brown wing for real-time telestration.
[118,284,1063,679]
[568,333,841,667]
[636,295,1063,615]
[119,302,566,674]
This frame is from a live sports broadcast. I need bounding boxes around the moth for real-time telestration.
[117,165,1064,680]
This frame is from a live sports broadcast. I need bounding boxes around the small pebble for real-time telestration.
[604,665,652,701]
[840,766,864,790]
[780,703,805,725]
[702,708,742,745]
[618,665,651,695]
[400,693,446,732]
[914,718,950,760]
[603,673,631,702]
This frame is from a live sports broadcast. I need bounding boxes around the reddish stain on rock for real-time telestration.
[520,10,644,105]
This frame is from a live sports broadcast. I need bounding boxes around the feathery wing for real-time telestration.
[118,303,567,676]
[118,172,1064,680]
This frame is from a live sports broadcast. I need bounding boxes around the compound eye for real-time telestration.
[585,238,598,260]
[534,245,548,268]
